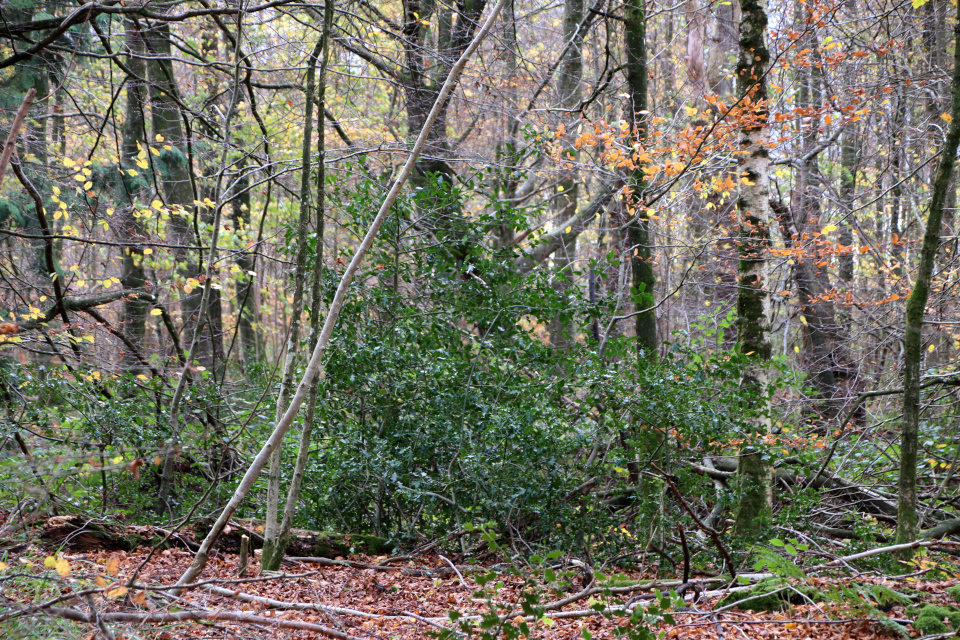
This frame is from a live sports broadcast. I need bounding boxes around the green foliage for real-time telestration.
[913,604,960,635]
[948,584,960,602]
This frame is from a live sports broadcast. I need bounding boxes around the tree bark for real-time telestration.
[624,0,657,359]
[547,0,584,350]
[229,167,264,370]
[733,0,773,538]
[896,15,960,558]
[118,18,150,373]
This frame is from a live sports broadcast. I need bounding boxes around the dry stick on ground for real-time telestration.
[0,88,35,190]
[173,0,510,591]
[32,606,361,640]
[650,463,736,579]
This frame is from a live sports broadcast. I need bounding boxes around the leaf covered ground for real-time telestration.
[5,534,960,640]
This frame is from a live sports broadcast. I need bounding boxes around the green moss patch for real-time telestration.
[309,532,394,557]
[947,584,960,603]
[914,604,960,635]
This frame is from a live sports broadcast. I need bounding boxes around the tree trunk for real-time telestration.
[733,0,773,538]
[624,0,657,359]
[118,18,150,372]
[260,35,326,572]
[229,167,264,370]
[896,15,960,558]
[270,0,334,566]
[143,21,206,363]
[707,0,739,97]
[547,0,584,350]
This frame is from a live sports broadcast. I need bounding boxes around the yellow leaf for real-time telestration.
[821,224,837,233]
[127,169,138,177]
[152,200,163,211]
[929,344,936,352]
[150,147,160,156]
[106,555,120,576]
[107,586,128,599]
[56,558,70,577]
[745,351,755,356]
[73,173,85,181]
[52,186,61,196]
[136,159,148,169]
[63,158,76,168]
[155,134,164,142]
[136,374,148,380]
[44,556,58,568]
[137,150,146,160]
[95,575,106,587]
[150,309,162,316]
[684,105,698,117]
[912,0,928,8]
[84,181,93,190]
[143,248,153,255]
[564,226,572,234]
[943,113,954,124]
[103,279,113,288]
[84,335,94,343]
[0,561,7,571]
[794,346,800,353]
[740,177,755,186]
[800,316,808,325]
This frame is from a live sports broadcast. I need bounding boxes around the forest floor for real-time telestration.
[4,534,960,640]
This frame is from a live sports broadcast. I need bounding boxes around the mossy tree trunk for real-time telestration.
[733,0,773,538]
[896,14,960,558]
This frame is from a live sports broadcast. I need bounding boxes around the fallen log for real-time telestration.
[39,515,197,551]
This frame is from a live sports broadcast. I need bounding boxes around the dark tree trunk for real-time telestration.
[624,0,657,359]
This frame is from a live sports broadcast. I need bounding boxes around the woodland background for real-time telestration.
[1,0,960,636]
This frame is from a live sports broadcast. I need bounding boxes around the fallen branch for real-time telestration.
[31,605,362,640]
[808,538,960,571]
